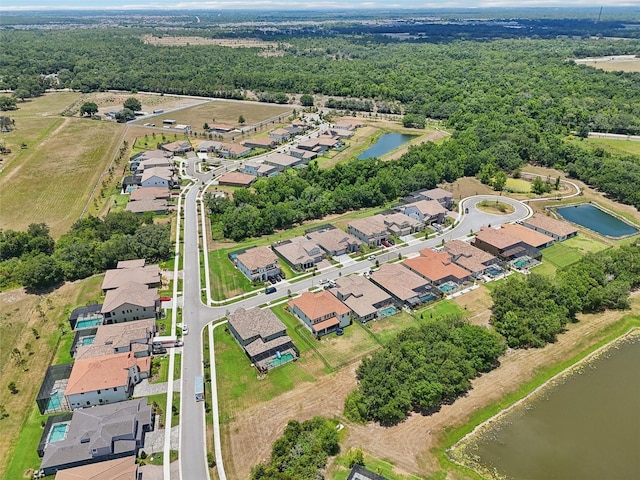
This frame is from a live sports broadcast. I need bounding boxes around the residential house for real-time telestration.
[234,246,281,282]
[133,157,174,175]
[297,135,342,153]
[379,212,423,236]
[521,213,578,242]
[129,186,170,202]
[241,160,278,177]
[306,228,362,256]
[273,236,324,271]
[403,248,472,286]
[369,263,435,308]
[347,465,389,480]
[398,199,447,224]
[64,352,150,409]
[414,187,454,209]
[329,127,354,138]
[269,128,293,142]
[217,171,257,187]
[472,227,542,261]
[129,150,172,172]
[334,119,365,130]
[227,307,297,369]
[173,124,191,133]
[159,140,192,154]
[330,275,393,323]
[39,399,152,475]
[102,264,161,291]
[242,137,277,150]
[116,259,146,269]
[289,147,318,161]
[288,291,352,336]
[264,152,307,172]
[140,166,175,189]
[100,282,160,324]
[72,318,156,360]
[443,239,500,278]
[125,198,168,215]
[219,143,252,159]
[53,457,139,480]
[500,223,555,249]
[347,217,389,247]
[197,140,223,153]
[284,124,306,136]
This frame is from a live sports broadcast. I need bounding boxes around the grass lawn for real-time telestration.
[412,299,465,322]
[150,353,182,384]
[531,261,557,277]
[0,275,103,478]
[562,234,609,255]
[214,325,320,421]
[329,450,424,480]
[541,242,583,269]
[581,137,640,157]
[367,311,419,345]
[476,200,515,215]
[209,250,256,300]
[505,178,532,193]
[146,393,168,428]
[2,404,52,480]
[0,115,124,238]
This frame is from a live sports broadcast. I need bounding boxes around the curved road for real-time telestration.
[177,162,532,479]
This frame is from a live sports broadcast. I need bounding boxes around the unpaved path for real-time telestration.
[224,297,638,478]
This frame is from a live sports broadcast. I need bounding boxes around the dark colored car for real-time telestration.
[265,286,277,294]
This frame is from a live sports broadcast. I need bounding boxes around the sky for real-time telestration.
[0,1,638,12]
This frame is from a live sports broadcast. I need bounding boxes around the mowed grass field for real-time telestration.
[583,137,640,156]
[0,94,125,237]
[134,100,292,132]
[0,276,103,479]
[505,177,532,193]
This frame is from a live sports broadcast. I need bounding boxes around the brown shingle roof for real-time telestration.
[288,291,351,322]
[501,223,554,248]
[101,282,158,314]
[129,187,170,201]
[54,456,138,480]
[306,229,362,254]
[523,213,579,237]
[443,240,497,273]
[348,216,387,237]
[331,275,391,318]
[102,265,161,290]
[218,171,256,186]
[474,227,521,250]
[405,199,447,217]
[227,307,286,343]
[236,246,278,271]
[74,319,155,360]
[116,259,146,269]
[369,263,429,301]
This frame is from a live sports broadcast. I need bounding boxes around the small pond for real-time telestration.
[358,133,415,160]
[556,203,638,238]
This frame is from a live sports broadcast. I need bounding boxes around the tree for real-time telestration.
[238,115,245,125]
[402,113,426,129]
[300,94,314,106]
[492,171,507,191]
[123,97,141,112]
[7,382,17,395]
[17,254,64,290]
[0,96,17,111]
[203,122,209,130]
[79,102,98,117]
[347,448,365,467]
[115,108,135,123]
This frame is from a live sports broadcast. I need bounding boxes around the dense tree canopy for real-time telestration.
[251,417,339,480]
[345,316,505,425]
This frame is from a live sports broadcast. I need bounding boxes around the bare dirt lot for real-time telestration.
[574,55,640,73]
[223,295,640,479]
[141,34,287,50]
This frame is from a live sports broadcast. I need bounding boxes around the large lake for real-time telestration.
[556,203,638,238]
[458,333,640,480]
[358,133,415,159]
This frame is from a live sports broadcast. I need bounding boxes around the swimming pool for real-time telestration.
[379,306,398,317]
[48,423,69,443]
[46,391,64,411]
[75,317,102,329]
[439,282,457,293]
[269,352,295,368]
[420,294,437,303]
[486,266,503,276]
[513,257,531,269]
[80,335,95,346]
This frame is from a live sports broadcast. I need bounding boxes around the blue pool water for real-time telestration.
[270,352,295,367]
[358,133,415,160]
[514,258,531,269]
[48,423,69,443]
[80,335,95,346]
[556,204,638,238]
[420,294,437,303]
[46,392,64,411]
[487,266,503,276]
[439,283,457,293]
[75,318,102,329]
[379,306,398,317]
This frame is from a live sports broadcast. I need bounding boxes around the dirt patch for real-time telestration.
[453,285,493,326]
[223,295,639,478]
[444,177,495,203]
[142,34,288,50]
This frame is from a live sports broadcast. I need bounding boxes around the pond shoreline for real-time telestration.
[448,327,640,479]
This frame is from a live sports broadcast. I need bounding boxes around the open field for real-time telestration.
[208,250,256,300]
[69,91,203,119]
[504,177,531,193]
[575,55,640,73]
[0,276,104,479]
[142,35,287,50]
[0,93,126,237]
[444,176,494,203]
[133,100,292,134]
[542,235,609,270]
[580,137,640,156]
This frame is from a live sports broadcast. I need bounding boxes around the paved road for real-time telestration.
[177,152,532,478]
